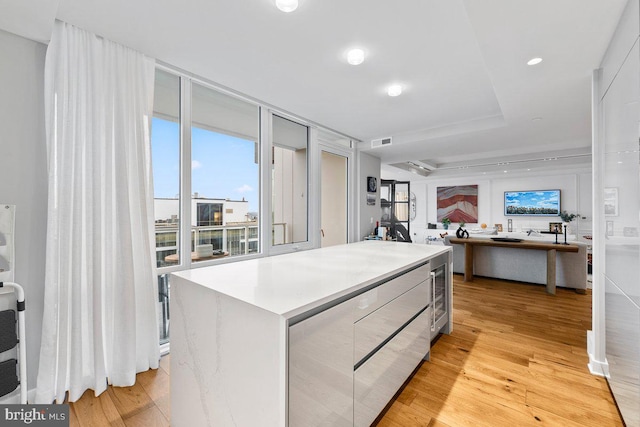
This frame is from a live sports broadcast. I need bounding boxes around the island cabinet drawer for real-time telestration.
[354,280,430,363]
[354,308,431,427]
[353,263,430,322]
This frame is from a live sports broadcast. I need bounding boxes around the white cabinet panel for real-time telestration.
[603,38,640,299]
[354,308,431,427]
[353,263,430,322]
[354,280,429,363]
[601,25,640,427]
[289,298,355,426]
[606,277,640,426]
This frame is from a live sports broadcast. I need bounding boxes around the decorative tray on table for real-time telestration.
[490,237,523,243]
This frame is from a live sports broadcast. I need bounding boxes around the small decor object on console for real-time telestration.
[456,221,469,238]
[495,223,503,232]
[549,222,563,233]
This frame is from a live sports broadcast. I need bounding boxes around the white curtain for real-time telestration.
[36,21,160,403]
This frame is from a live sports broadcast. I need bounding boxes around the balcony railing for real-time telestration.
[155,223,258,344]
[155,223,259,268]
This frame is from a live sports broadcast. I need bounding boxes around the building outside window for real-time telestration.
[151,69,261,345]
[197,202,223,226]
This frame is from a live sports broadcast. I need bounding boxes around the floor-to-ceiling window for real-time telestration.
[152,70,181,344]
[191,82,260,260]
[151,70,261,345]
[149,68,355,347]
[152,69,182,270]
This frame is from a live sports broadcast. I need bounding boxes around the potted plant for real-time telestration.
[441,217,451,230]
[559,211,579,240]
[559,211,579,223]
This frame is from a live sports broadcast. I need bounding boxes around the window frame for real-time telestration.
[152,64,358,352]
[153,64,357,271]
[268,112,315,254]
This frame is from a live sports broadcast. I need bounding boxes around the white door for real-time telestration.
[321,150,348,247]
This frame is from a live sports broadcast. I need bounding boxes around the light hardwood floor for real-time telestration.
[69,274,623,427]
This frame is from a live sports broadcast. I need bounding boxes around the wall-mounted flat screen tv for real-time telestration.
[504,190,560,216]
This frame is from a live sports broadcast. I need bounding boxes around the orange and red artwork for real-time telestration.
[437,185,478,223]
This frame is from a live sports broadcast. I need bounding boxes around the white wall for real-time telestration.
[0,29,47,398]
[410,170,592,240]
[357,152,381,239]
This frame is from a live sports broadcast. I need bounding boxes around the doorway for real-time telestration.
[320,150,348,247]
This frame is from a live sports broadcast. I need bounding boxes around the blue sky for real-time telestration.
[151,118,259,212]
[505,191,559,209]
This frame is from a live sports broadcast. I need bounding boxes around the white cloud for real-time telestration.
[235,184,253,193]
[192,160,202,170]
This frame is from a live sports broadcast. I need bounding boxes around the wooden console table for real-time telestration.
[448,237,579,295]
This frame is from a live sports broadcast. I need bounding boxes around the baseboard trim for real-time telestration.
[27,387,36,404]
[587,330,609,377]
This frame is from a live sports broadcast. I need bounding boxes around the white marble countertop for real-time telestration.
[172,241,450,319]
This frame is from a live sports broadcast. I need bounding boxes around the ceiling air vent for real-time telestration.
[371,137,392,148]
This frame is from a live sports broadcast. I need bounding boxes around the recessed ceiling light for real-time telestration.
[532,117,542,121]
[387,84,403,97]
[527,57,543,66]
[276,0,298,13]
[347,48,365,65]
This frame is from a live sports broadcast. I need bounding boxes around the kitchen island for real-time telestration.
[170,241,452,427]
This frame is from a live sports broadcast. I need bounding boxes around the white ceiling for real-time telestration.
[0,0,627,178]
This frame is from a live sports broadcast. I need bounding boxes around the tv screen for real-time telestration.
[504,190,560,216]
